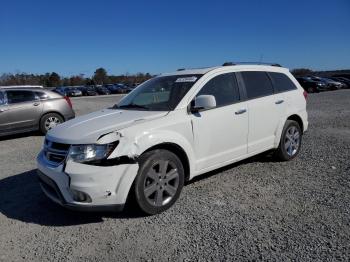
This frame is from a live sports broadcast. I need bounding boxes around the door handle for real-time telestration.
[235,109,247,115]
[0,108,8,113]
[275,99,284,104]
[33,102,40,106]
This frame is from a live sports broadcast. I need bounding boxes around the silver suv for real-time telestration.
[0,88,75,136]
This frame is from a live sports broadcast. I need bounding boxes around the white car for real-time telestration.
[37,63,308,215]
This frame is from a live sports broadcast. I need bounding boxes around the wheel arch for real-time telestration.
[142,142,191,182]
[40,111,66,122]
[287,114,304,133]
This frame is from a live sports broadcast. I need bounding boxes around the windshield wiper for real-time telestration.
[117,103,150,110]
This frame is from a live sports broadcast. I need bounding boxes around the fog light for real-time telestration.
[71,189,92,203]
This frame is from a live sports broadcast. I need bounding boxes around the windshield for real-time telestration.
[115,74,203,111]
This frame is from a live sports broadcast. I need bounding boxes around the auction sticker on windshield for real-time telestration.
[175,76,198,83]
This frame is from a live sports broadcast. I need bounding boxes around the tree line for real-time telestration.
[0,68,154,87]
[1,67,349,87]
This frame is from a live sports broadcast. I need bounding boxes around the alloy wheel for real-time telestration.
[44,117,61,131]
[143,159,180,207]
[284,126,300,156]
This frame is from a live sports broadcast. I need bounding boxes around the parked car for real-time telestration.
[37,63,308,215]
[119,84,133,93]
[0,88,75,136]
[105,84,127,94]
[328,77,350,88]
[296,77,328,93]
[95,86,111,95]
[53,87,82,97]
[78,86,98,96]
[307,76,345,90]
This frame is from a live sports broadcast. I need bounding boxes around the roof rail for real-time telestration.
[0,85,44,89]
[222,62,282,67]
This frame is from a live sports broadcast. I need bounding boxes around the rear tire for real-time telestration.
[307,87,315,93]
[274,120,302,161]
[133,149,184,215]
[39,113,64,134]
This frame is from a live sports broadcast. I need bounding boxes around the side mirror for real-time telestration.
[192,95,216,112]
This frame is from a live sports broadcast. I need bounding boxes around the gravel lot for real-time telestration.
[0,91,349,261]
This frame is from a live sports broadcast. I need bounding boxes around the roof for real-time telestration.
[161,66,220,76]
[161,63,288,76]
[0,87,51,92]
[0,85,43,89]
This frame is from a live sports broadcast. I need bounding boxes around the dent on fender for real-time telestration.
[95,130,140,165]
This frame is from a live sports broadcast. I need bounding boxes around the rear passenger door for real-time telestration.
[5,90,43,131]
[239,71,284,154]
[269,72,298,111]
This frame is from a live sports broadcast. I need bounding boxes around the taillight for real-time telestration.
[64,96,73,108]
[303,91,308,100]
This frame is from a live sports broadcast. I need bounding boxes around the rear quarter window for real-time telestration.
[269,72,298,93]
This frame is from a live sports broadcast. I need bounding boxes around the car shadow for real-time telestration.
[0,151,278,226]
[0,131,42,141]
[0,169,145,227]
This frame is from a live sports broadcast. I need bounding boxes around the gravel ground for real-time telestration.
[0,90,349,261]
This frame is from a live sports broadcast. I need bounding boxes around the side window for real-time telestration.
[196,73,240,107]
[0,92,4,105]
[241,71,274,99]
[270,72,297,92]
[6,90,35,104]
[35,91,49,100]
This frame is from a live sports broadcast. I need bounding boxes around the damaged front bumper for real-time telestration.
[36,150,139,212]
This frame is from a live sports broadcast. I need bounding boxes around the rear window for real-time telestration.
[241,71,274,99]
[6,90,36,104]
[270,72,297,93]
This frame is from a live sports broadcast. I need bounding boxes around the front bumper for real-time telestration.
[36,151,139,211]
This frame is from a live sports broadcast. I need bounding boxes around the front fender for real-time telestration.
[109,129,196,177]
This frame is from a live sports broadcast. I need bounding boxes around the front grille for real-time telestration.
[44,139,70,166]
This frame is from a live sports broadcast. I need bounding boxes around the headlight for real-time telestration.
[68,142,118,163]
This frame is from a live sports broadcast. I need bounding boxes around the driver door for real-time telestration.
[190,72,248,171]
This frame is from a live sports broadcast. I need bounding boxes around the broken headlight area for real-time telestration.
[67,142,119,164]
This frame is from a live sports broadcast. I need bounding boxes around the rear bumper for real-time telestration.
[36,150,139,212]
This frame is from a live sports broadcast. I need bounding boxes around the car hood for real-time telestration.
[46,109,168,144]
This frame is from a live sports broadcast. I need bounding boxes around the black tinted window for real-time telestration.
[241,71,274,99]
[6,90,35,104]
[0,92,4,105]
[0,92,5,105]
[197,73,240,107]
[270,72,297,92]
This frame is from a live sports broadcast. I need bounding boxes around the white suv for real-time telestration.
[37,63,308,214]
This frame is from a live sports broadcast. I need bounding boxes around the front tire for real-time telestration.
[39,113,64,134]
[133,149,184,215]
[275,120,302,161]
